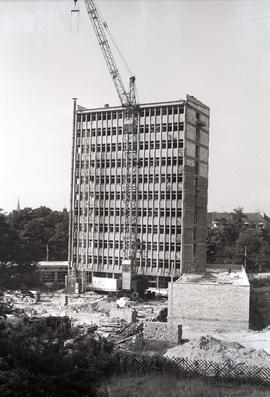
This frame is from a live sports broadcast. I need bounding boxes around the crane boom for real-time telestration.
[80,0,139,280]
[84,0,131,107]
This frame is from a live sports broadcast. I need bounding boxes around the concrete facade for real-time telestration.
[168,265,250,331]
[70,95,210,289]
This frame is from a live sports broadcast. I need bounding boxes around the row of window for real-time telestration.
[77,106,184,123]
[75,255,181,270]
[77,190,183,203]
[78,239,181,252]
[77,122,184,138]
[93,207,182,218]
[76,190,183,213]
[82,156,183,169]
[79,139,184,154]
[75,223,181,235]
[78,173,183,187]
[138,157,183,167]
[140,123,183,134]
[76,222,182,234]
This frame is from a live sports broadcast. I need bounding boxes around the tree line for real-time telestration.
[1,206,270,277]
[0,206,69,290]
[207,208,270,272]
[0,206,69,264]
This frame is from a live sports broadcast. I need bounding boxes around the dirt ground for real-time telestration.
[181,326,270,355]
[165,334,270,367]
[4,290,270,368]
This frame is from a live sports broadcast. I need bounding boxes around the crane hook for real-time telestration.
[71,0,79,13]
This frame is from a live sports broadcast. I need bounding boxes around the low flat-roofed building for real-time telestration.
[37,261,68,289]
[168,264,250,331]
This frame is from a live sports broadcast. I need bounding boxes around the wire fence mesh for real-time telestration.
[97,350,270,387]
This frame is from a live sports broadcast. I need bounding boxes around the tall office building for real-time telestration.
[69,95,210,290]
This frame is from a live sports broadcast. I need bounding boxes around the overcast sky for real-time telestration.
[1,0,270,214]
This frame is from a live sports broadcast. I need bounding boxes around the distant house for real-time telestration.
[207,212,270,230]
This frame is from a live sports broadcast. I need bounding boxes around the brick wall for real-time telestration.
[143,321,182,344]
[168,282,250,331]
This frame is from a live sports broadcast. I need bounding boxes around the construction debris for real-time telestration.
[164,335,270,368]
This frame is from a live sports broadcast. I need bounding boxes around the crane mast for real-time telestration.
[79,0,139,277]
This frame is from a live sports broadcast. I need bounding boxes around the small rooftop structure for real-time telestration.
[175,264,249,287]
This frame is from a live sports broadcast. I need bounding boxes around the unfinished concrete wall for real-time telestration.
[144,321,182,344]
[168,282,250,331]
[109,308,137,323]
[182,96,210,274]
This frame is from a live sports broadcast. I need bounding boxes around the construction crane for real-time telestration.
[72,0,139,285]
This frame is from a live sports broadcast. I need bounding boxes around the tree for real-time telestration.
[0,320,114,396]
[0,210,20,264]
[207,208,270,272]
[207,208,247,264]
[0,206,69,292]
[7,207,69,262]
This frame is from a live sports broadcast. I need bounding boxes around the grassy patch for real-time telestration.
[100,374,270,397]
